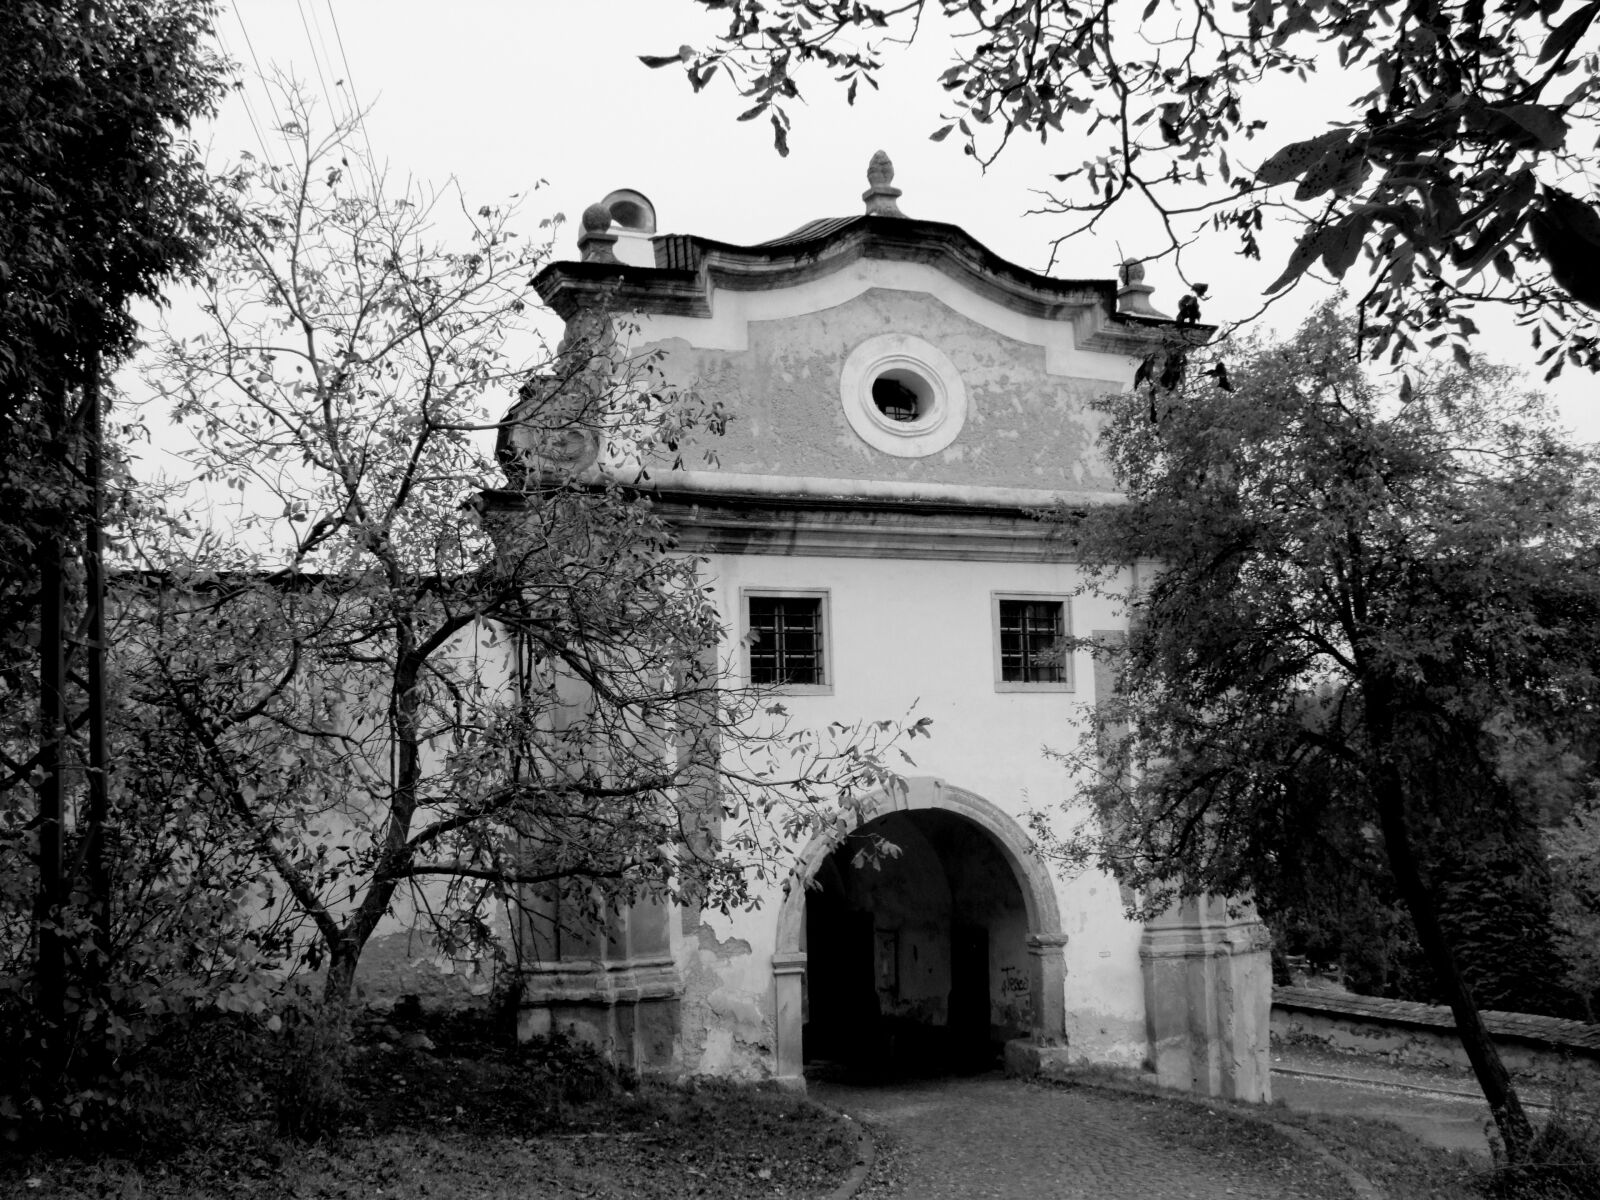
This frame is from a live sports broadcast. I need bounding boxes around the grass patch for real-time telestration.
[1261,1104,1484,1199]
[1041,1066,1486,1200]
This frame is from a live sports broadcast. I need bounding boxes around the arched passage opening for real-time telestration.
[771,778,1066,1084]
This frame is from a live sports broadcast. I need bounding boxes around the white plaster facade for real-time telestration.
[497,159,1272,1100]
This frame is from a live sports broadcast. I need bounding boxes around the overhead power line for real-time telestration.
[322,0,379,170]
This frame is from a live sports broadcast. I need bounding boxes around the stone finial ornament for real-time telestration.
[1117,257,1169,319]
[862,150,906,217]
[577,202,619,263]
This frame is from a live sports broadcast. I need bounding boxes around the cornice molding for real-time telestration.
[532,215,1189,354]
[648,493,1091,562]
[479,467,1115,561]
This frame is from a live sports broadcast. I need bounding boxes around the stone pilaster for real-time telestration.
[771,951,808,1086]
[1026,932,1070,1045]
[1139,897,1272,1102]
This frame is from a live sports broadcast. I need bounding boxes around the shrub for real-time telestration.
[0,995,282,1154]
[1489,1075,1600,1200]
[516,1031,627,1114]
[272,999,352,1142]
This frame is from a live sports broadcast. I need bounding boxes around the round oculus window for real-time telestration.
[840,334,967,457]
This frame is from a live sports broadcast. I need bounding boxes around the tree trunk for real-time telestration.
[1374,774,1535,1160]
[322,942,362,1007]
[318,647,425,1008]
[34,376,69,1069]
[82,346,112,1000]
[35,528,67,1043]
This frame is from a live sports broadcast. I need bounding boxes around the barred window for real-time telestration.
[995,596,1070,690]
[748,595,826,686]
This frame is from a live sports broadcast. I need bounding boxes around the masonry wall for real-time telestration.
[1272,987,1600,1086]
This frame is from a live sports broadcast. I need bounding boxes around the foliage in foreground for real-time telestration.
[1043,302,1600,1159]
[661,0,1600,373]
[1490,1104,1600,1200]
[1,0,223,630]
[1,0,229,1142]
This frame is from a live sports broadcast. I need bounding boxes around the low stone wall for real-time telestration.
[349,928,499,1010]
[1272,986,1600,1084]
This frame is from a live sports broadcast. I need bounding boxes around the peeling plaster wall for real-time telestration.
[638,286,1124,489]
[1272,1006,1600,1086]
[679,923,773,1079]
[350,927,500,1008]
[256,619,520,1011]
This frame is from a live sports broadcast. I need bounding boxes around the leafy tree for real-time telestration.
[1548,795,1600,1019]
[1258,751,1581,1017]
[1,0,226,1100]
[656,0,1600,370]
[139,98,921,1009]
[1,0,222,585]
[1250,758,1434,998]
[1039,303,1600,1159]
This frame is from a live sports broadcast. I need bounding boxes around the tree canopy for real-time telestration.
[134,99,921,1007]
[657,0,1600,372]
[1,0,223,624]
[1041,302,1600,1157]
[0,0,227,1117]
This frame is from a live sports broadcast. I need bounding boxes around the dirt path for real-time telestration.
[811,1073,1356,1200]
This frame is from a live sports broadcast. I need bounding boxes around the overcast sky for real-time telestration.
[197,0,1597,440]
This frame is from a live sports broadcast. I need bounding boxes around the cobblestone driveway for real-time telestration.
[812,1074,1352,1200]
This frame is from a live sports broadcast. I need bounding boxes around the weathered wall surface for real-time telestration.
[636,282,1126,489]
[839,814,955,1024]
[942,822,1031,1038]
[1060,880,1150,1067]
[256,619,520,1012]
[678,923,775,1079]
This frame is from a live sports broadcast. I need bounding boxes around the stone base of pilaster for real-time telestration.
[1139,899,1273,1102]
[518,956,684,1075]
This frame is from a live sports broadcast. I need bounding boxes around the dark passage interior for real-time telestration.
[801,809,1030,1076]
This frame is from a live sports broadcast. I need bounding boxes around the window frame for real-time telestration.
[991,592,1074,693]
[839,333,968,458]
[741,588,834,695]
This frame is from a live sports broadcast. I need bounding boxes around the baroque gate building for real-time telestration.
[493,154,1273,1101]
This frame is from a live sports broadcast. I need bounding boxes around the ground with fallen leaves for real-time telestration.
[3,1015,857,1200]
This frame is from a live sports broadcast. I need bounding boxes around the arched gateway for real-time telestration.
[502,153,1275,1103]
[770,777,1069,1083]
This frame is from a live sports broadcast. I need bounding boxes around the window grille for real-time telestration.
[998,599,1065,683]
[748,596,824,685]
